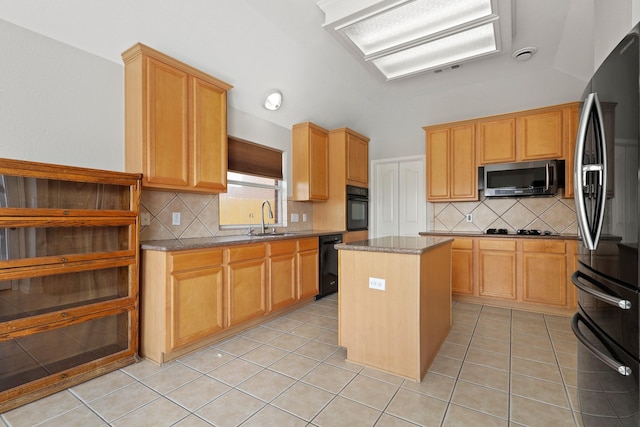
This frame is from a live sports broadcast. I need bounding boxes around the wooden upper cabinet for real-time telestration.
[517,108,564,161]
[477,104,579,165]
[425,123,477,201]
[477,117,517,164]
[425,128,449,200]
[122,43,232,193]
[191,77,228,192]
[292,122,329,201]
[345,131,369,186]
[563,104,580,198]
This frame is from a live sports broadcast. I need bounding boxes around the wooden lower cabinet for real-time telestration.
[297,238,319,300]
[227,244,267,326]
[140,237,319,364]
[521,240,568,306]
[170,249,225,350]
[478,239,517,299]
[432,235,578,315]
[268,240,297,311]
[451,238,474,295]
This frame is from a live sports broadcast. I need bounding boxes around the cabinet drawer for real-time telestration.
[298,238,319,252]
[172,249,223,270]
[452,238,473,250]
[522,240,565,254]
[228,244,266,262]
[269,240,296,256]
[478,239,516,251]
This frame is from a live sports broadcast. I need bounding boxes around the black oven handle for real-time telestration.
[571,270,631,309]
[571,312,632,376]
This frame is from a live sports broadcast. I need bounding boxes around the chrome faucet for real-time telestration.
[261,200,273,234]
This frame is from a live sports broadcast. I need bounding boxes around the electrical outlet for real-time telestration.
[302,213,307,222]
[291,213,299,222]
[140,212,151,226]
[466,213,473,223]
[172,212,181,226]
[369,277,386,291]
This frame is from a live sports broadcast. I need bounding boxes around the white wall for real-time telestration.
[0,19,297,195]
[0,20,124,171]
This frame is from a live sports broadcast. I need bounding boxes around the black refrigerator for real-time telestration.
[572,23,640,426]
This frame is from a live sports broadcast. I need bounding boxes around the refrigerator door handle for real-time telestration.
[572,313,632,376]
[574,92,608,250]
[571,271,632,309]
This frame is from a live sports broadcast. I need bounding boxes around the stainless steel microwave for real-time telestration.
[484,160,560,197]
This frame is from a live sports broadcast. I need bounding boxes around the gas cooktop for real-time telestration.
[485,228,553,236]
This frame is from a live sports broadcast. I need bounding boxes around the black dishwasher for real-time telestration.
[317,234,342,299]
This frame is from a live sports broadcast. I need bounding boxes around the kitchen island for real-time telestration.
[336,236,453,382]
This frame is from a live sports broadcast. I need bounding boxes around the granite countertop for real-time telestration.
[419,231,581,240]
[141,230,344,251]
[335,236,454,255]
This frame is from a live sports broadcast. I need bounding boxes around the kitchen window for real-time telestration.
[219,137,284,228]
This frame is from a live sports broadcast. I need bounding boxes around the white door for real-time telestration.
[373,156,426,237]
[375,162,398,237]
[398,159,424,236]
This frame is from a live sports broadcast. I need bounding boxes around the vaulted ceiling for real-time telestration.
[0,0,593,159]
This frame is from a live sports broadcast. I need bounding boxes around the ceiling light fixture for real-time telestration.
[318,0,503,80]
[263,90,283,110]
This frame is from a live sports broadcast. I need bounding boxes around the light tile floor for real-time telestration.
[1,295,581,426]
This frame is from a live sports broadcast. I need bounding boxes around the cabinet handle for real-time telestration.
[61,257,67,263]
[63,210,69,215]
[61,312,68,318]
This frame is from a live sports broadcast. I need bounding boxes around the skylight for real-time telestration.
[318,0,502,80]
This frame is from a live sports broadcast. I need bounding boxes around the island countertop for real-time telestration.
[335,236,453,255]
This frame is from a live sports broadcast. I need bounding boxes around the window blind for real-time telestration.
[227,136,283,180]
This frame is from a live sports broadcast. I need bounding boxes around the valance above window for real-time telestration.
[228,136,283,180]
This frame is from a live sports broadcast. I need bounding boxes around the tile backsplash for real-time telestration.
[430,189,578,234]
[140,190,314,241]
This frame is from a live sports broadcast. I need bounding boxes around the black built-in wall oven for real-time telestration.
[346,185,368,231]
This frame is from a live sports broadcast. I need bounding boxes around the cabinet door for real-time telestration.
[478,240,517,299]
[298,246,319,300]
[227,258,267,326]
[451,238,474,295]
[146,57,189,187]
[450,124,477,200]
[517,109,564,160]
[477,118,516,164]
[563,104,580,198]
[346,134,368,186]
[522,253,567,306]
[191,77,227,192]
[292,123,329,201]
[521,240,567,306]
[170,265,224,350]
[269,241,297,311]
[426,128,450,200]
[309,126,329,199]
